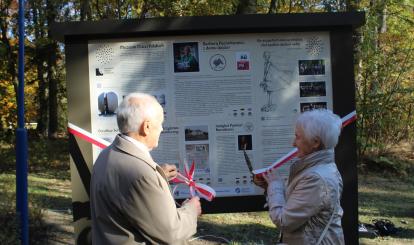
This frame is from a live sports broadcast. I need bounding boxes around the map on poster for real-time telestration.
[88,32,333,198]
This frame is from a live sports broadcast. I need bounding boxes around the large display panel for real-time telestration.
[88,32,333,199]
[53,13,364,245]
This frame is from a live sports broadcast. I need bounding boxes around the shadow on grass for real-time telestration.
[30,192,72,210]
[360,226,414,241]
[359,191,414,218]
[393,227,414,240]
[42,211,74,245]
[195,220,279,244]
[45,231,74,245]
[0,204,56,245]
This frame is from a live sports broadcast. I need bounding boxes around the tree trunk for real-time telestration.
[117,0,122,19]
[139,0,149,21]
[32,1,48,136]
[346,0,358,11]
[47,56,58,139]
[235,0,257,14]
[95,0,103,19]
[80,0,92,21]
[378,3,387,34]
[268,0,278,14]
[46,0,58,139]
[36,61,48,136]
[0,15,18,103]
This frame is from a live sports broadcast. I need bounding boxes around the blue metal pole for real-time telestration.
[16,0,29,244]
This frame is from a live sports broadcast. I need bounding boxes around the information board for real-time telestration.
[88,32,333,198]
[52,13,364,245]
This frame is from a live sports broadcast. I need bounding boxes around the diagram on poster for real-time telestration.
[259,51,294,112]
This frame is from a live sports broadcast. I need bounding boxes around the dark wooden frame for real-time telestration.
[53,12,364,245]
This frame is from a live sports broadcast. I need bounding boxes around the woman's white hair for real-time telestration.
[296,109,342,149]
[116,93,161,134]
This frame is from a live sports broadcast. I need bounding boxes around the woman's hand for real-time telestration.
[253,174,268,189]
[262,169,283,184]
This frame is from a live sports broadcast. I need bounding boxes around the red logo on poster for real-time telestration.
[237,61,249,70]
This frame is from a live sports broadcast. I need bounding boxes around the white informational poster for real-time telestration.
[88,32,333,198]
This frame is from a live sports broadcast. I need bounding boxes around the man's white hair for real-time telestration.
[296,109,342,149]
[116,93,161,134]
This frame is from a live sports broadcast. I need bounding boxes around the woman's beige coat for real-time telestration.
[267,149,345,245]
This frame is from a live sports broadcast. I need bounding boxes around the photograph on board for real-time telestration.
[299,81,326,97]
[98,92,118,116]
[185,144,210,174]
[184,125,209,141]
[300,102,327,112]
[173,42,200,73]
[298,59,325,75]
[238,134,253,151]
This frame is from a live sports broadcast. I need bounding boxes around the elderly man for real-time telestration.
[90,93,201,245]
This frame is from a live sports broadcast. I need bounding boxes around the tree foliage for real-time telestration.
[0,0,412,157]
[355,0,414,156]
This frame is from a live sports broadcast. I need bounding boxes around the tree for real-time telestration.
[355,0,414,156]
[45,0,59,138]
[29,0,49,136]
[0,0,18,97]
[0,0,19,133]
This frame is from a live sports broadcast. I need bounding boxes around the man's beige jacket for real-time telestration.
[90,134,198,244]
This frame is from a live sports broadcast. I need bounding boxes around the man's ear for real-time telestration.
[139,120,150,136]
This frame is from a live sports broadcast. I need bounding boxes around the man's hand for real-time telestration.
[183,196,202,216]
[253,174,268,190]
[160,163,177,180]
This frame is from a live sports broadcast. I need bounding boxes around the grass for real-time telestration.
[0,137,413,244]
[0,137,71,244]
[359,174,414,245]
[196,212,279,244]
[0,172,71,244]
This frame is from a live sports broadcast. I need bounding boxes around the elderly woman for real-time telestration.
[262,109,344,245]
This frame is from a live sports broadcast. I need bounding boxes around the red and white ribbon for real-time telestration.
[68,123,216,201]
[68,123,110,149]
[341,110,357,128]
[68,110,356,196]
[171,160,216,201]
[252,110,357,176]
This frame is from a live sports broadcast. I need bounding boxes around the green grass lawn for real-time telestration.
[358,174,414,245]
[0,138,71,244]
[196,212,278,244]
[1,138,413,244]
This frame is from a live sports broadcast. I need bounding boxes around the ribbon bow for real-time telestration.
[171,160,216,201]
